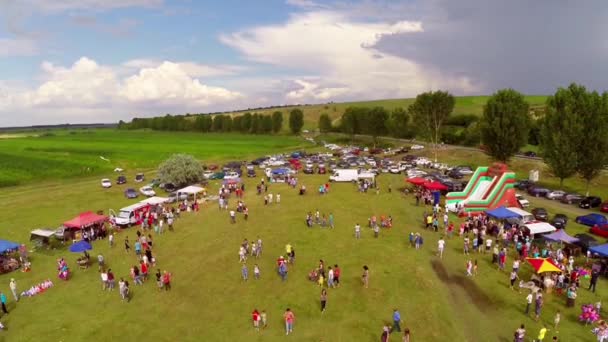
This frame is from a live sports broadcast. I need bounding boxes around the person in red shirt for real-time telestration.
[140,260,148,281]
[333,264,341,287]
[162,271,171,291]
[252,309,261,331]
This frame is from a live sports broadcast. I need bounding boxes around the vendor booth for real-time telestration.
[485,206,520,220]
[177,185,205,199]
[543,229,582,256]
[139,196,169,206]
[0,239,21,274]
[30,229,56,249]
[522,222,557,236]
[589,243,608,257]
[63,211,108,241]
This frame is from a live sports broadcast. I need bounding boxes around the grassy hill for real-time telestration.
[221,95,549,130]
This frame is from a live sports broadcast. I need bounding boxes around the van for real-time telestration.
[329,169,359,182]
[110,203,150,226]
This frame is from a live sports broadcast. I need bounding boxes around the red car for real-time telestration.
[601,201,608,213]
[590,223,608,238]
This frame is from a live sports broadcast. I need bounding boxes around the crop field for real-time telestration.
[0,130,307,187]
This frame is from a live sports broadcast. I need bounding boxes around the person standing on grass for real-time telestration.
[244,206,249,220]
[537,324,548,342]
[101,270,108,290]
[437,237,445,259]
[124,236,130,254]
[510,270,519,290]
[252,309,261,331]
[254,264,260,280]
[230,210,236,224]
[554,310,561,333]
[391,309,402,333]
[589,269,600,293]
[466,260,473,276]
[107,269,115,291]
[362,265,369,288]
[327,267,335,288]
[284,308,295,335]
[97,253,105,272]
[535,294,543,321]
[155,269,163,291]
[119,278,127,301]
[277,193,281,204]
[355,223,361,239]
[261,310,268,329]
[513,259,520,274]
[329,213,334,229]
[9,279,18,302]
[109,233,114,248]
[242,264,249,281]
[162,270,172,290]
[320,289,328,313]
[374,224,380,238]
[0,292,8,314]
[381,324,390,342]
[464,235,470,254]
[514,324,526,342]
[334,264,341,287]
[403,328,410,342]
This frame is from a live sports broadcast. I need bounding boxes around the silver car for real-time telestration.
[545,190,566,200]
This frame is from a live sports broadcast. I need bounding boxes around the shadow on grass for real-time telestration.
[431,260,495,313]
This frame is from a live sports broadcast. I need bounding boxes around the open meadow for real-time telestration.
[0,130,306,187]
[0,134,605,341]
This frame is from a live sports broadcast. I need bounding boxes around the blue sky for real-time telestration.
[0,0,607,126]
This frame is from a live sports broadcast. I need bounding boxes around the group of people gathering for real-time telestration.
[305,210,335,228]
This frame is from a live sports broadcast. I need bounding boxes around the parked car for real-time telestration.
[522,151,537,157]
[575,213,608,227]
[135,173,145,182]
[601,201,608,213]
[531,208,548,221]
[410,144,424,150]
[527,186,551,197]
[545,190,566,200]
[515,179,535,191]
[140,186,156,197]
[454,166,473,175]
[579,196,603,209]
[389,166,401,174]
[560,193,584,205]
[551,214,568,229]
[247,169,256,178]
[163,183,177,193]
[167,191,188,203]
[124,188,138,199]
[573,233,600,252]
[442,181,463,192]
[101,178,112,188]
[590,224,608,238]
[202,170,214,179]
[209,172,225,180]
[516,194,530,208]
[448,169,464,179]
[318,165,327,174]
[116,175,127,185]
[303,167,314,174]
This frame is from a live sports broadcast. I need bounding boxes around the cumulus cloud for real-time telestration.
[121,59,247,77]
[221,10,477,103]
[285,0,328,9]
[0,57,242,126]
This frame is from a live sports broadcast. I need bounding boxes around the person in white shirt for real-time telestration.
[354,224,361,239]
[513,260,520,273]
[437,238,446,258]
[485,239,492,253]
[276,194,281,204]
[230,210,236,223]
[525,292,533,314]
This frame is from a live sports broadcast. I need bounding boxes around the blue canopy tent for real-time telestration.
[0,240,20,254]
[589,243,608,257]
[485,206,519,219]
[69,240,92,253]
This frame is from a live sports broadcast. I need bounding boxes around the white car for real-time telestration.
[224,171,240,180]
[113,168,124,172]
[140,186,156,197]
[410,144,425,150]
[407,169,427,177]
[516,194,530,208]
[389,166,401,174]
[545,190,566,200]
[202,170,214,179]
[101,178,112,188]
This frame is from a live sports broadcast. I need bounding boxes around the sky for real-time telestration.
[0,0,607,126]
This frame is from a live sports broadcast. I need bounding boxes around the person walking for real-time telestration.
[536,324,548,342]
[329,213,334,229]
[510,270,519,290]
[97,253,105,272]
[320,289,327,313]
[284,308,295,335]
[403,328,410,342]
[437,237,445,259]
[124,236,130,254]
[254,264,260,280]
[391,308,402,333]
[107,269,115,291]
[535,294,543,321]
[230,210,236,224]
[374,224,380,238]
[514,324,526,342]
[241,264,249,281]
[0,292,8,314]
[525,292,533,315]
[334,264,341,287]
[162,271,172,291]
[9,279,18,302]
[362,265,369,288]
[589,269,600,293]
[327,267,335,288]
[109,233,114,247]
[355,223,361,239]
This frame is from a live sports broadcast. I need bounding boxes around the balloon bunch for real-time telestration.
[580,303,601,324]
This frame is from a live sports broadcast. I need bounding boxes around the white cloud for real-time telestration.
[221,10,478,103]
[285,0,328,9]
[0,57,242,126]
[23,0,163,13]
[121,59,246,77]
[0,38,38,57]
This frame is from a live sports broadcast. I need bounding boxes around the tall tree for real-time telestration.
[212,115,223,132]
[480,89,531,162]
[241,112,252,133]
[541,85,583,187]
[386,107,409,138]
[289,108,304,134]
[318,113,332,133]
[250,114,260,134]
[271,111,283,133]
[221,115,233,132]
[367,106,389,146]
[575,85,608,194]
[340,109,357,141]
[262,115,274,133]
[157,154,204,187]
[408,90,455,161]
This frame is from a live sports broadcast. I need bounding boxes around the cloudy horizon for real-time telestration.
[0,0,606,127]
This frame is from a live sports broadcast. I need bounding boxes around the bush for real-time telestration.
[445,114,478,127]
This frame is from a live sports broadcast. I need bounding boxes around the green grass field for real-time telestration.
[0,166,604,341]
[0,130,307,187]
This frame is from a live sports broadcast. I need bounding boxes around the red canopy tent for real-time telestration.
[406,177,427,186]
[422,181,448,191]
[63,211,107,230]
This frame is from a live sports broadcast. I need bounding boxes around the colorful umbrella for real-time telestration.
[406,177,427,186]
[526,258,562,273]
[422,181,448,191]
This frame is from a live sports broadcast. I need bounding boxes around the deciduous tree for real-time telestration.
[318,113,332,133]
[158,154,204,187]
[272,111,283,133]
[409,91,455,161]
[289,109,304,134]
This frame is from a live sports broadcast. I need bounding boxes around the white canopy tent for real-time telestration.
[177,185,205,198]
[139,196,169,206]
[523,222,557,235]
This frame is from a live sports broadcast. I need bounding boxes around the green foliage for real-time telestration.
[480,89,531,162]
[271,111,283,133]
[462,122,482,147]
[241,113,252,133]
[528,118,542,146]
[445,114,478,127]
[408,90,455,160]
[261,115,274,133]
[289,108,304,134]
[250,114,260,134]
[318,113,332,133]
[212,115,224,131]
[386,107,409,138]
[367,106,389,145]
[157,154,204,187]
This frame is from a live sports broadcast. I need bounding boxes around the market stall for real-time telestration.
[30,229,56,249]
[485,206,520,220]
[63,211,108,241]
[0,239,21,274]
[177,185,205,199]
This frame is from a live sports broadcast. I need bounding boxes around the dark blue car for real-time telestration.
[575,213,607,227]
[124,188,138,199]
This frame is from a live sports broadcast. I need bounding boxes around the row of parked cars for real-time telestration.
[515,180,608,212]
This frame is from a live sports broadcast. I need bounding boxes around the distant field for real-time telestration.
[225,95,548,130]
[0,130,307,187]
